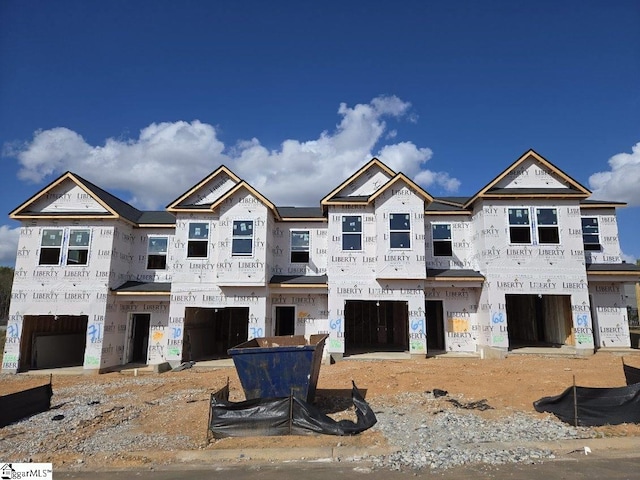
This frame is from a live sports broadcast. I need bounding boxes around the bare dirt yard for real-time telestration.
[2,351,640,470]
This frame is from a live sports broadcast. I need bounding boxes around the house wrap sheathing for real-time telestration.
[3,149,640,373]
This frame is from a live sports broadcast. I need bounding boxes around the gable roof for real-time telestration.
[210,180,281,220]
[321,158,434,208]
[10,171,140,224]
[166,165,241,212]
[321,157,396,206]
[464,149,591,208]
[368,172,434,204]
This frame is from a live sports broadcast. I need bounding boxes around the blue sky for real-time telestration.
[1,0,638,266]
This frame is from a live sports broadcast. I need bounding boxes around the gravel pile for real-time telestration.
[0,377,202,463]
[369,391,596,471]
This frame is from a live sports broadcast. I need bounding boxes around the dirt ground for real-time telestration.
[2,351,640,468]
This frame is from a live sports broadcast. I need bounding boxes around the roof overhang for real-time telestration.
[110,281,172,296]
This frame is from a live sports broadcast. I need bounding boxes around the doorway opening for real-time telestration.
[275,306,295,336]
[127,313,150,364]
[426,300,445,351]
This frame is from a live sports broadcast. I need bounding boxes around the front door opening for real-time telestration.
[426,300,445,351]
[183,307,249,361]
[19,315,88,371]
[275,306,295,336]
[128,313,150,363]
[344,300,408,353]
[505,294,574,348]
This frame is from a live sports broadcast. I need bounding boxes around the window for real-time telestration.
[537,208,559,244]
[342,216,362,251]
[187,223,209,258]
[291,230,310,263]
[508,208,531,244]
[67,229,90,265]
[389,214,411,249]
[232,220,253,256]
[582,217,601,251]
[39,229,63,265]
[147,237,168,269]
[432,224,452,256]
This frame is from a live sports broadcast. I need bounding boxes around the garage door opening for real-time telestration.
[344,300,408,354]
[183,307,248,361]
[505,294,574,348]
[19,315,88,371]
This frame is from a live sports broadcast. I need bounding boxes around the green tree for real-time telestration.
[0,266,14,322]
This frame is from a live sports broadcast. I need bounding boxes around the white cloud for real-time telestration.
[0,225,20,266]
[7,96,459,210]
[589,142,640,206]
[621,251,637,264]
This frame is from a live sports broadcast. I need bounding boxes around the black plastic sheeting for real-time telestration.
[0,380,53,428]
[208,381,377,439]
[622,360,640,386]
[533,382,640,427]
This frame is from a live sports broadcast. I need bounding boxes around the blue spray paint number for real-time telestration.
[87,324,102,342]
[329,319,342,331]
[411,319,425,333]
[576,314,588,327]
[250,327,264,338]
[7,324,19,338]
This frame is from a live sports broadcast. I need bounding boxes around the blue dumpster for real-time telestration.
[228,334,328,403]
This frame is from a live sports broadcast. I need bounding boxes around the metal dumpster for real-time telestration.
[228,334,328,403]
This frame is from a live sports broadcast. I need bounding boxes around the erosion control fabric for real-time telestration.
[0,381,53,428]
[622,360,640,386]
[533,382,640,426]
[208,381,377,438]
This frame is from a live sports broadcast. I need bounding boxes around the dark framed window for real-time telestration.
[432,224,452,257]
[537,208,559,244]
[582,217,601,251]
[232,220,253,256]
[39,229,63,265]
[188,222,209,258]
[147,236,168,269]
[342,216,362,251]
[291,230,310,263]
[508,208,531,244]
[66,229,90,265]
[390,213,411,249]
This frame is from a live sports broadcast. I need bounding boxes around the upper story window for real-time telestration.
[432,224,452,256]
[291,230,310,263]
[342,216,362,251]
[147,236,168,269]
[581,217,601,251]
[389,214,411,249]
[508,208,531,244]
[537,208,559,244]
[187,222,209,258]
[232,220,253,256]
[39,229,63,265]
[67,229,91,265]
